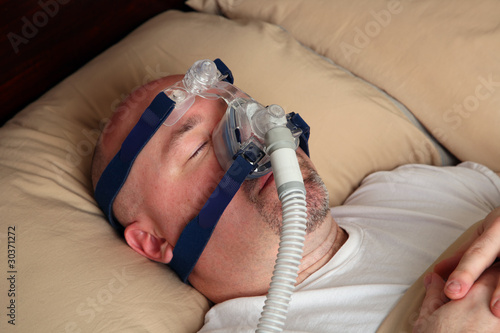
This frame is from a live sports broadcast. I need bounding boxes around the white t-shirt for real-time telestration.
[200,162,500,332]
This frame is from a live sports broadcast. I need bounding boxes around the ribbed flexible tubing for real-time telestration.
[256,188,308,332]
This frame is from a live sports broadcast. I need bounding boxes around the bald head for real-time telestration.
[91,75,184,190]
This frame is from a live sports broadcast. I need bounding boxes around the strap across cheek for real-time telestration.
[169,154,256,282]
[94,93,175,233]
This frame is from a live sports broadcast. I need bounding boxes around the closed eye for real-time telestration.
[189,141,209,160]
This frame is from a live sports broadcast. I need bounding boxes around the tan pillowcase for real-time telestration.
[0,9,439,332]
[188,0,500,172]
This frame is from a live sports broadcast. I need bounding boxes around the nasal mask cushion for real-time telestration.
[94,59,310,282]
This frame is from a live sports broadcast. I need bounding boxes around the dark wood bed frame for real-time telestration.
[0,0,190,125]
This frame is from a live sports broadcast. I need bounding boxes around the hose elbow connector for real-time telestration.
[265,126,305,197]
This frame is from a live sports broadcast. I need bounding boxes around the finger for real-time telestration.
[414,273,448,333]
[433,226,479,280]
[490,263,500,318]
[445,224,500,300]
[421,273,448,317]
[433,252,462,280]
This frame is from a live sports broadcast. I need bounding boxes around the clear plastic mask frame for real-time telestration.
[162,59,303,178]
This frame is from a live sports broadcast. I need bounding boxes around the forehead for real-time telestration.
[100,75,184,163]
[101,79,229,168]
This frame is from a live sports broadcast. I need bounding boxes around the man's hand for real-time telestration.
[414,266,500,333]
[433,207,500,316]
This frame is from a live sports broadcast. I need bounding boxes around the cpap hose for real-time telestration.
[256,125,308,333]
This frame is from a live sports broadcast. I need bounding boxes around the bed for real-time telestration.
[1,0,499,332]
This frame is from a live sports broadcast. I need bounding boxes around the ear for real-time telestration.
[124,222,174,264]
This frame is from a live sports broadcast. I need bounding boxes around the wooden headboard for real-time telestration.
[0,0,190,125]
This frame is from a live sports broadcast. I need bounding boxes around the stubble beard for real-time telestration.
[241,156,330,236]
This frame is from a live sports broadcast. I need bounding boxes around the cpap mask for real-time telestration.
[95,59,310,333]
[164,59,308,178]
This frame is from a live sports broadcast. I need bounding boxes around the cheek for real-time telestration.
[177,159,226,215]
[220,188,259,223]
[199,169,226,207]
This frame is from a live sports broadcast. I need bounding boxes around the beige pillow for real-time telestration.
[0,9,439,332]
[188,0,500,172]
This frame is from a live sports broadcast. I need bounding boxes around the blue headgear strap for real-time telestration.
[288,112,311,157]
[94,59,234,234]
[169,154,256,282]
[94,92,175,233]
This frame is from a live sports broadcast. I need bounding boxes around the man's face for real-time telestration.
[100,75,330,299]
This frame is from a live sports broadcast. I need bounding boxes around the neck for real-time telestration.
[297,217,347,283]
[192,216,347,303]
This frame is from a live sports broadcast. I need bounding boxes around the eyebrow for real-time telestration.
[169,114,204,150]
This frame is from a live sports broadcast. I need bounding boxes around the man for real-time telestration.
[92,72,344,302]
[92,65,500,331]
